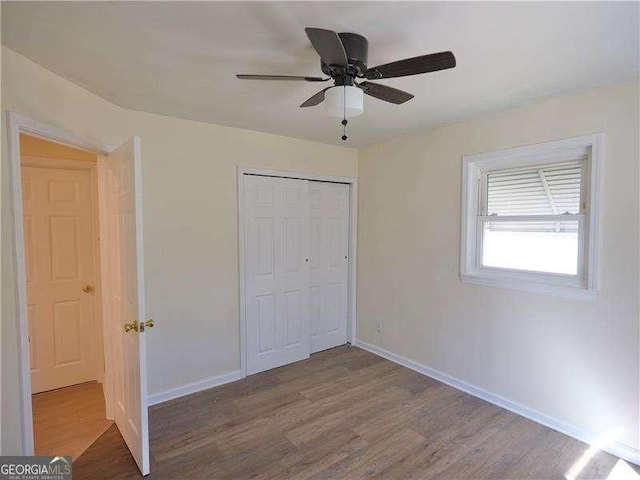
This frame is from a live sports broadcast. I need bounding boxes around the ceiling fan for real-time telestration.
[237,28,456,140]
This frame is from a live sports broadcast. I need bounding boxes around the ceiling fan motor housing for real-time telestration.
[321,32,368,78]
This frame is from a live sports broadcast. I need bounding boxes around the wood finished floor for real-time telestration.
[74,346,631,479]
[33,381,113,461]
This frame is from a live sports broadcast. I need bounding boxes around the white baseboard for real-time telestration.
[354,339,639,466]
[147,370,244,406]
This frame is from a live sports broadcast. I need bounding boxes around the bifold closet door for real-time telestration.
[309,182,350,353]
[244,175,310,375]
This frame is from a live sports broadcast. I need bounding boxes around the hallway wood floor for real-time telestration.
[74,346,630,479]
[33,381,113,461]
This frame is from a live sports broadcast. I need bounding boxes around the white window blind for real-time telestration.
[485,160,584,232]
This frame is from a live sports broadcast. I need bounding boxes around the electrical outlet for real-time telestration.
[375,321,382,333]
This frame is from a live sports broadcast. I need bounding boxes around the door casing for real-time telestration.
[7,111,117,455]
[237,167,358,377]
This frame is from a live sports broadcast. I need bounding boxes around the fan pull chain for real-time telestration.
[341,85,348,141]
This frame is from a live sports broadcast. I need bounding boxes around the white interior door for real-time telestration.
[309,181,350,353]
[104,137,150,475]
[244,175,310,375]
[22,164,97,393]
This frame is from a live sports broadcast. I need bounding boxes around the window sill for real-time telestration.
[460,273,599,300]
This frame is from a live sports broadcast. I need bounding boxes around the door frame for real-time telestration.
[7,111,114,455]
[237,167,358,377]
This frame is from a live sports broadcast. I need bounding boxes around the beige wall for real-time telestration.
[1,47,357,452]
[128,110,357,393]
[357,79,639,452]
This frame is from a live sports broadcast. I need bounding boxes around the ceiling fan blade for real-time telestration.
[305,28,348,67]
[300,88,330,107]
[236,74,328,82]
[364,51,456,80]
[357,81,414,104]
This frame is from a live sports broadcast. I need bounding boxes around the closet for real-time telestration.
[243,174,350,375]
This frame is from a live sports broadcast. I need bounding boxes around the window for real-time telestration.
[460,134,603,299]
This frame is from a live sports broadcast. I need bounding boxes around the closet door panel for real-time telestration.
[309,181,349,353]
[245,175,310,374]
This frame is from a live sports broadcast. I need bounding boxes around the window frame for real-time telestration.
[460,134,604,300]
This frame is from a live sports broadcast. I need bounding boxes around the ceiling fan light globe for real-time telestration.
[324,86,363,118]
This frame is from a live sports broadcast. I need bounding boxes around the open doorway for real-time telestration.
[19,133,113,460]
[9,113,151,475]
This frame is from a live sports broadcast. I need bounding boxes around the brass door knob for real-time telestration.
[83,284,94,293]
[124,319,154,333]
[140,319,154,332]
[124,321,139,333]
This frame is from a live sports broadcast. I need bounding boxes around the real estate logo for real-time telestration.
[0,456,71,480]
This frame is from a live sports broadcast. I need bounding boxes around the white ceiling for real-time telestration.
[2,1,639,147]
